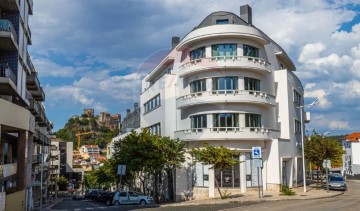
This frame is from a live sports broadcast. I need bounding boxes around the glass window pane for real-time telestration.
[212,45,218,57]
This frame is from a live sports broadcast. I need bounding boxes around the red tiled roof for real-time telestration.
[344,132,360,142]
[83,145,99,148]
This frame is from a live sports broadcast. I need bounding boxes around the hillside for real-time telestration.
[55,114,119,149]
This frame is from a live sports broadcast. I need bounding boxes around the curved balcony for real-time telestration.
[178,56,271,77]
[174,127,279,141]
[176,90,275,109]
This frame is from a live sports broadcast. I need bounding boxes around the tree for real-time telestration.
[112,129,186,202]
[305,131,345,184]
[191,143,240,198]
[58,176,69,191]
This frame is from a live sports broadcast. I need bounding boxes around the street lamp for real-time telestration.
[298,98,319,193]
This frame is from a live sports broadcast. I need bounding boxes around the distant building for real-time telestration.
[98,112,121,131]
[120,103,140,134]
[83,109,94,117]
[342,133,360,178]
[80,145,101,156]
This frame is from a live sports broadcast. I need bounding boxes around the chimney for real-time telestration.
[240,5,252,25]
[172,37,180,49]
[134,103,139,109]
[126,109,131,116]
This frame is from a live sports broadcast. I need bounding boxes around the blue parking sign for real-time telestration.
[252,146,262,159]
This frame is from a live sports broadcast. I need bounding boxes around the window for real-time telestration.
[244,77,260,91]
[214,162,240,187]
[294,119,301,134]
[212,77,238,94]
[243,45,259,58]
[245,114,262,127]
[212,44,237,59]
[294,90,302,105]
[213,113,239,130]
[190,47,205,60]
[245,153,260,187]
[190,79,206,93]
[144,94,160,113]
[216,19,229,24]
[148,123,161,135]
[191,115,207,129]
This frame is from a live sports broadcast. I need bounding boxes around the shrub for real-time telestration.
[280,185,296,196]
[221,190,232,199]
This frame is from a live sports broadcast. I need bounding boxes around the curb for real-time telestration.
[158,191,345,207]
[48,198,65,210]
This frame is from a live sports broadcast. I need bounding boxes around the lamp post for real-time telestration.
[298,98,318,193]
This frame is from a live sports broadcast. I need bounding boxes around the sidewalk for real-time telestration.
[33,198,64,211]
[160,183,344,207]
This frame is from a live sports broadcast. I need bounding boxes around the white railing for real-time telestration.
[179,56,271,69]
[177,90,274,100]
[176,127,275,133]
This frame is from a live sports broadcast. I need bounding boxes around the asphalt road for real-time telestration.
[51,181,359,211]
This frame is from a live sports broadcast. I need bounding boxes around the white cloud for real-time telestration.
[304,83,316,89]
[298,43,326,63]
[329,120,350,130]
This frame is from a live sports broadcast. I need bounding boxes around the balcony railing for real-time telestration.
[0,19,18,42]
[176,90,275,109]
[27,71,40,90]
[174,127,279,141]
[28,0,34,14]
[178,56,271,77]
[27,52,35,73]
[0,64,17,85]
[32,154,41,164]
[0,163,17,178]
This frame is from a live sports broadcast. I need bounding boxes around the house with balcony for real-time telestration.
[0,0,52,210]
[139,5,309,200]
[342,132,360,179]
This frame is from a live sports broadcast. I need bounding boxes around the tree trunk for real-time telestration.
[215,178,223,198]
[154,172,159,203]
[166,169,174,202]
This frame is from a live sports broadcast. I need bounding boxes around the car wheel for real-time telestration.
[114,200,120,206]
[139,200,146,206]
[106,200,111,206]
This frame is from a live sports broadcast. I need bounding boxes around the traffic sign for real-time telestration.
[252,146,262,159]
[253,159,263,168]
[117,165,126,175]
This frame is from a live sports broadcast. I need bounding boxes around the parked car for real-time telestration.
[328,175,347,191]
[96,192,110,203]
[99,192,116,205]
[72,192,83,200]
[112,191,154,205]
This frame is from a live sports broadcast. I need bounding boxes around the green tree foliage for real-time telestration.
[58,176,69,191]
[190,143,240,198]
[305,131,345,183]
[112,129,186,201]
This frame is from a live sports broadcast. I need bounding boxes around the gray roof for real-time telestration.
[194,11,250,31]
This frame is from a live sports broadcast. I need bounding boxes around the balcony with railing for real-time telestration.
[26,71,40,90]
[0,163,17,178]
[26,52,35,73]
[178,56,271,77]
[31,86,45,101]
[0,63,17,85]
[176,90,275,109]
[27,98,40,115]
[32,154,41,164]
[0,0,20,12]
[174,127,279,141]
[0,19,18,51]
[35,102,45,122]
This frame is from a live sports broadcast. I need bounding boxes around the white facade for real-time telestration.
[140,6,307,200]
[342,133,360,177]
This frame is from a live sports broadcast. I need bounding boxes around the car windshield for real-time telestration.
[330,177,344,182]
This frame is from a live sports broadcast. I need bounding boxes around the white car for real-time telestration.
[112,191,154,205]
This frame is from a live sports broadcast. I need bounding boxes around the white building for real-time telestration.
[140,5,309,200]
[342,133,360,178]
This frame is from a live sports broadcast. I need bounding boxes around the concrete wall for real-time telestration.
[5,189,26,211]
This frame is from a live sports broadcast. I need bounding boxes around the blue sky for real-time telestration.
[30,0,360,135]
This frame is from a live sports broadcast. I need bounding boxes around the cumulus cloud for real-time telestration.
[329,120,350,130]
[304,89,331,109]
[298,43,326,63]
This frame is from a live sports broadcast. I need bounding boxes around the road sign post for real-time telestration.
[117,165,126,191]
[252,147,262,198]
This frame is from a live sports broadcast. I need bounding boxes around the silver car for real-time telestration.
[328,175,347,191]
[112,191,154,205]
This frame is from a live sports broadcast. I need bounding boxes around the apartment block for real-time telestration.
[0,0,52,209]
[139,5,309,200]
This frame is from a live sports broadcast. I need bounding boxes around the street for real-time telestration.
[51,181,359,211]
